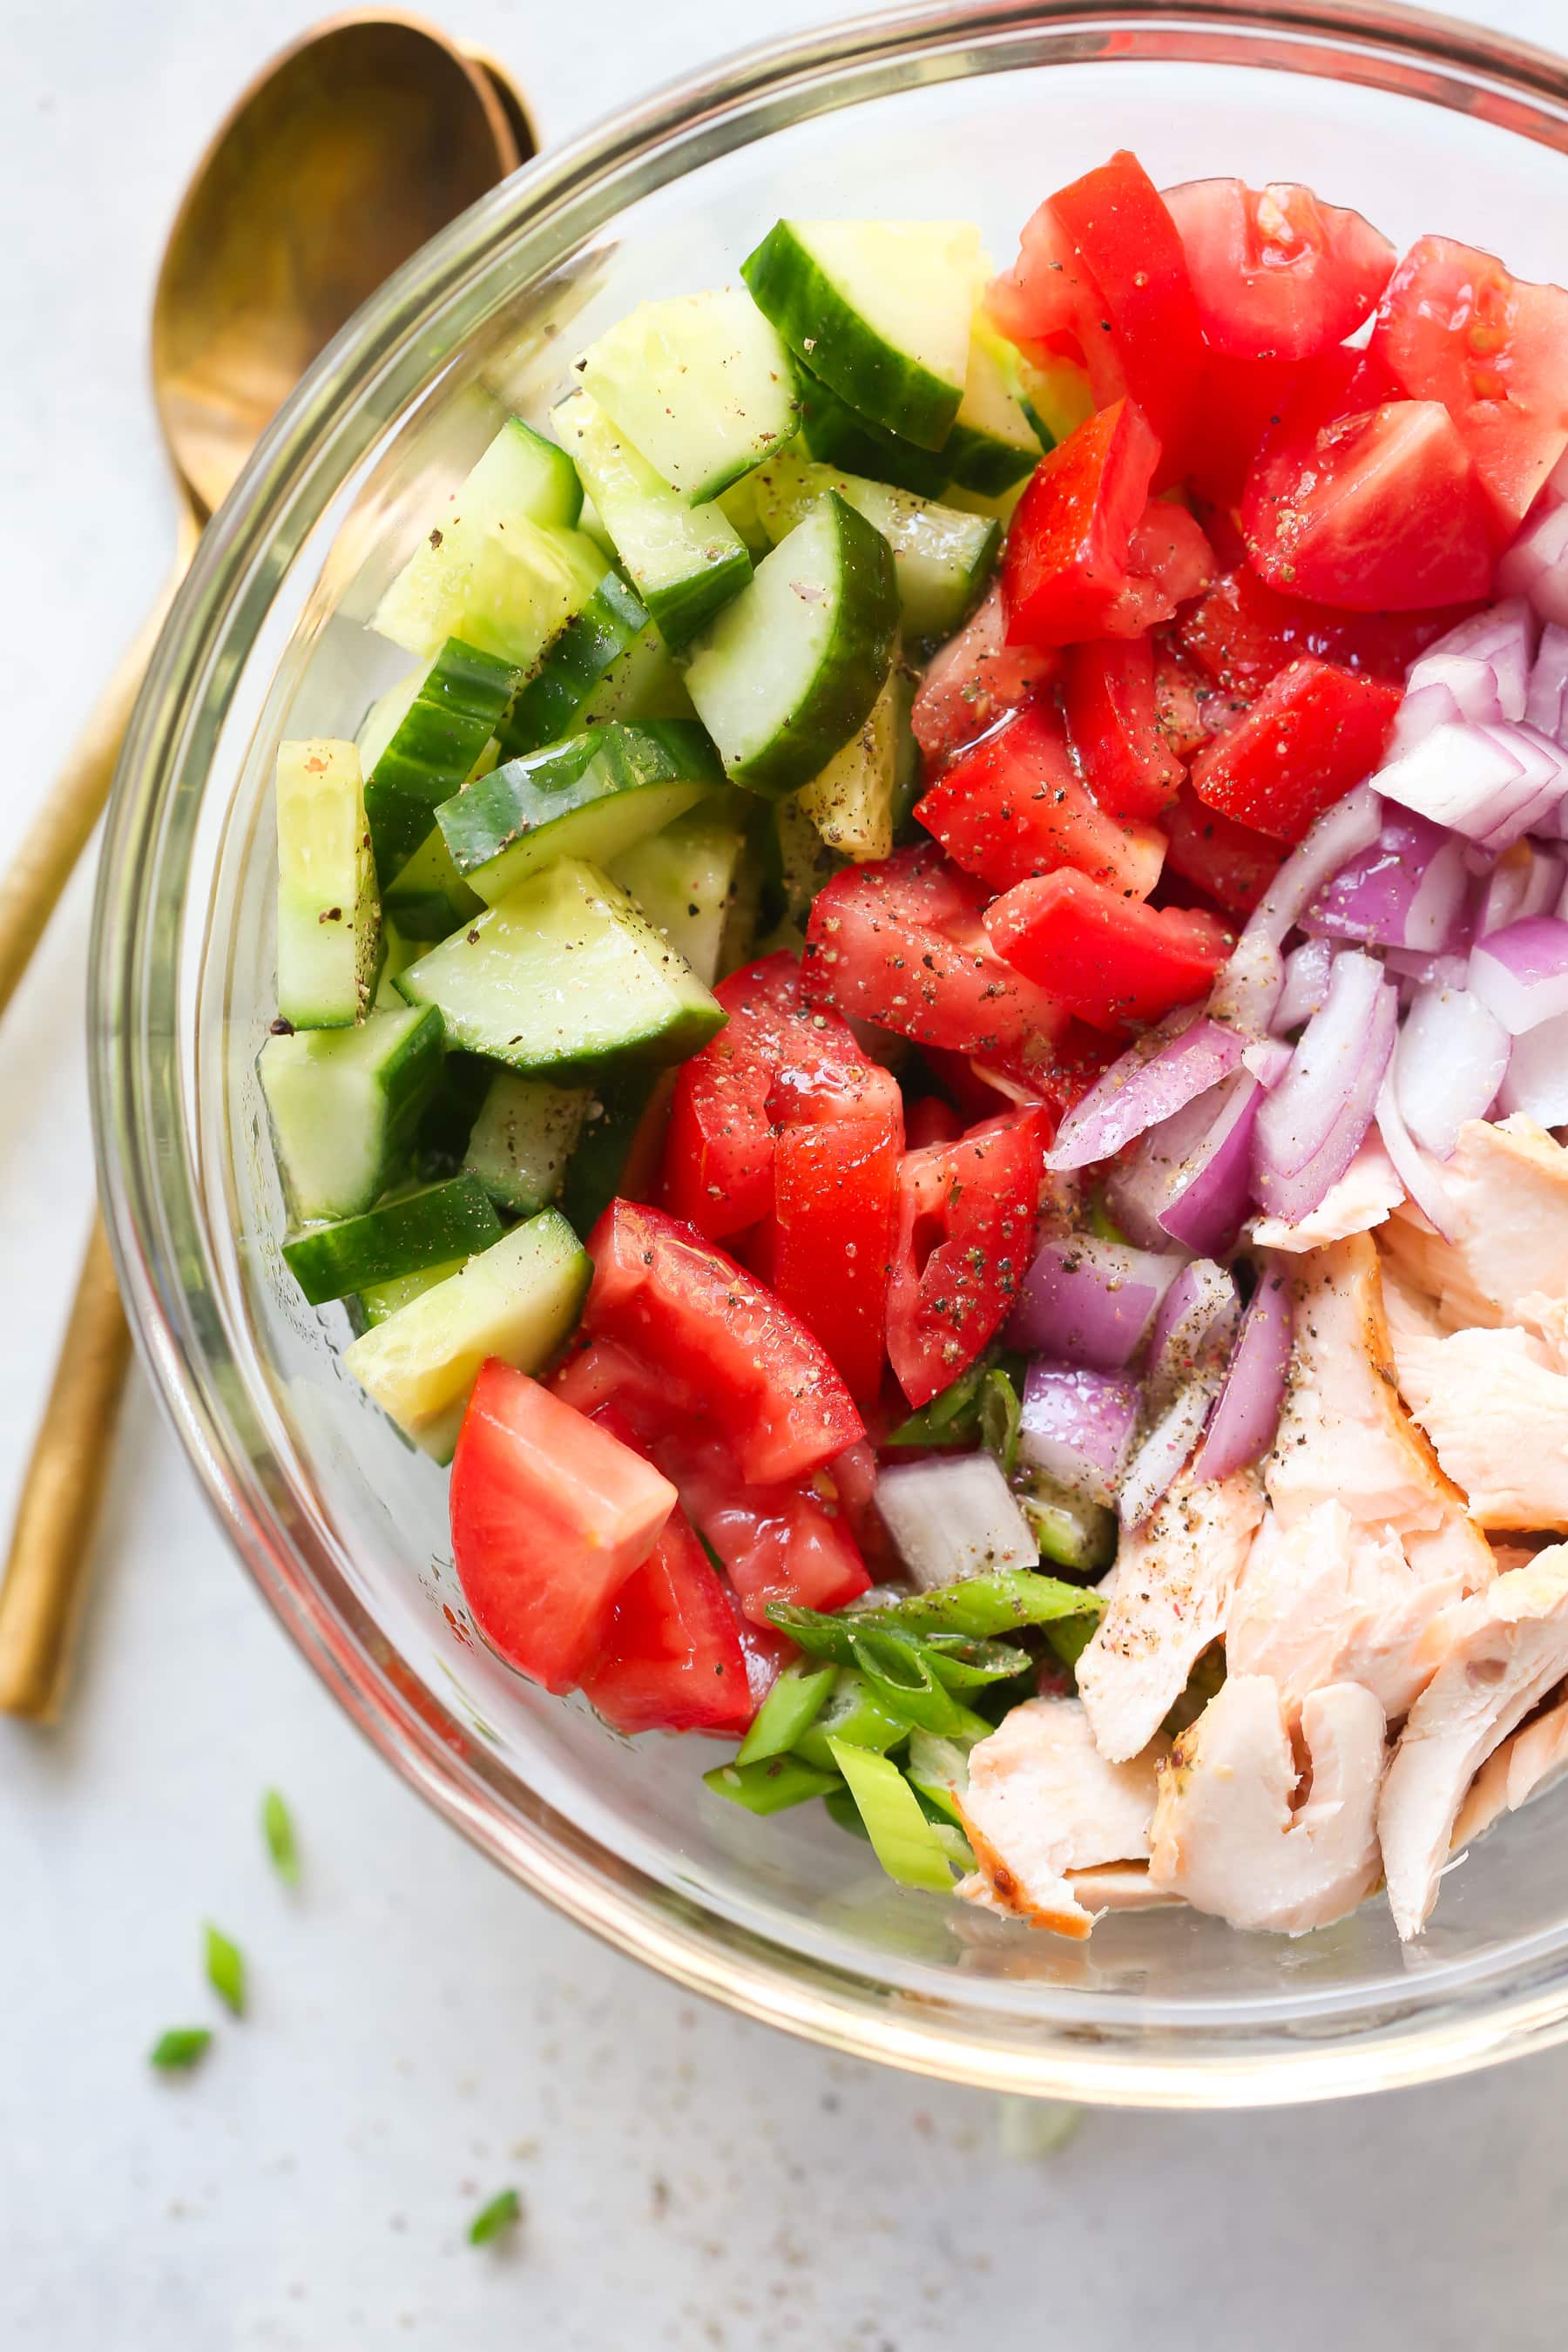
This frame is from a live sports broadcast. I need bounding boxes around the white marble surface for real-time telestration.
[10,0,1568,2342]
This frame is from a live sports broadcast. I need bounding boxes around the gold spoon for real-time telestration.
[0,13,532,1719]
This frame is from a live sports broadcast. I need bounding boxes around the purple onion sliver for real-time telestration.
[1303,810,1468,954]
[1469,914,1568,1034]
[1497,498,1568,628]
[1274,937,1337,1032]
[1207,784,1382,1032]
[1118,1385,1220,1529]
[1018,1361,1140,1509]
[1409,598,1536,722]
[1005,1235,1180,1368]
[1393,982,1511,1159]
[1473,724,1568,851]
[1499,1007,1568,1125]
[1376,1077,1459,1241]
[1157,1071,1267,1258]
[1252,959,1398,1222]
[1526,621,1568,746]
[1190,1267,1294,1487]
[1146,1258,1239,1403]
[1045,1012,1245,1173]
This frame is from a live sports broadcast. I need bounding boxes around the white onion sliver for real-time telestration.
[1046,1011,1243,1173]
[1394,983,1511,1158]
[874,1455,1038,1590]
[1409,598,1537,721]
[1208,785,1382,1033]
[1118,1386,1217,1530]
[1469,915,1568,1034]
[1497,497,1568,627]
[1375,1076,1459,1240]
[1373,720,1531,841]
[1527,621,1568,746]
[1499,1007,1568,1125]
[1274,938,1336,1032]
[1253,956,1398,1221]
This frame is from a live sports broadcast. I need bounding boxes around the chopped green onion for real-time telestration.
[1044,1613,1098,1673]
[261,1789,301,1886]
[918,1634,1033,1691]
[927,1817,977,1870]
[883,1360,989,1450]
[1163,1642,1227,1736]
[468,2186,523,2246]
[149,2028,213,2071]
[204,1924,247,2017]
[978,1368,1022,1476]
[906,1728,973,1823]
[1084,1184,1130,1246]
[703,1756,839,1815]
[794,1669,913,1771]
[770,1571,1101,1659]
[827,1740,957,1892]
[822,1785,871,1842]
[1017,1476,1117,1574]
[848,1631,991,1739]
[997,2095,1085,2159]
[735,1662,835,1765]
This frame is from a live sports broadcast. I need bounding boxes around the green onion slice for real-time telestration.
[827,1740,959,1892]
[468,2187,523,2246]
[735,1662,835,1765]
[204,1924,246,2017]
[261,1789,301,1886]
[149,2028,213,2071]
[702,1756,839,1815]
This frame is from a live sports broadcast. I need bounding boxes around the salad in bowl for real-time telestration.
[260,145,1568,1949]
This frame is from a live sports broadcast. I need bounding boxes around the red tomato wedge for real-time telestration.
[984,873,1233,1032]
[1243,397,1496,612]
[1178,565,1478,695]
[909,582,1057,771]
[1127,502,1217,612]
[904,1095,964,1150]
[801,843,1076,1092]
[1188,656,1402,844]
[887,1113,1046,1407]
[1185,353,1300,505]
[1001,400,1162,648]
[767,1061,902,1406]
[1064,637,1186,822]
[666,1433,872,1626]
[1372,233,1568,530]
[913,701,1166,898]
[1164,179,1396,361]
[659,952,866,1240]
[1153,634,1231,755]
[578,1505,754,1736]
[580,1200,863,1485]
[1161,784,1281,919]
[450,1361,677,1693]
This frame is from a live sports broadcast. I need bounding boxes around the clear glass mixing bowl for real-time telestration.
[93,0,1568,2105]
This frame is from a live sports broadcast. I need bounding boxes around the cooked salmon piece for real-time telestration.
[1378,1548,1568,1937]
[1146,1675,1387,1935]
[1250,1135,1403,1253]
[1396,1326,1568,1531]
[1075,1471,1264,1764]
[1379,1116,1568,1335]
[955,1697,1166,1938]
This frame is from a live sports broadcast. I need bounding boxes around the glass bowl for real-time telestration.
[93,0,1568,2106]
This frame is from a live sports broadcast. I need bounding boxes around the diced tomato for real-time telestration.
[1164,178,1396,361]
[449,1360,677,1693]
[1153,633,1233,754]
[887,1113,1046,1407]
[1161,784,1281,919]
[668,1433,873,1626]
[659,952,866,1240]
[767,1061,902,1405]
[1001,400,1162,648]
[801,842,1076,1091]
[1185,353,1300,505]
[1064,638,1185,822]
[909,582,1058,770]
[984,872,1233,1032]
[578,1505,754,1736]
[1178,565,1477,695]
[728,1599,795,1708]
[580,1200,863,1484]
[904,1095,963,1150]
[1187,656,1402,844]
[1372,233,1568,530]
[1243,397,1496,612]
[913,700,1165,898]
[1127,501,1217,612]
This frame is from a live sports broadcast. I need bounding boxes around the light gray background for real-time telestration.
[7,1,1568,2343]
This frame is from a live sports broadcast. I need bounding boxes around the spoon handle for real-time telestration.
[0,518,197,1020]
[0,1216,133,1719]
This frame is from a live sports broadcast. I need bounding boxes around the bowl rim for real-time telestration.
[92,0,1568,2105]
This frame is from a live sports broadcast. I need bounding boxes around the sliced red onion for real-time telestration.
[1108,1068,1269,1259]
[1304,810,1469,954]
[1393,982,1511,1158]
[1384,946,1472,991]
[1190,1264,1293,1484]
[1499,1008,1568,1125]
[1119,1261,1240,1526]
[1118,1388,1220,1529]
[1006,1234,1180,1368]
[1252,951,1398,1221]
[1019,1362,1140,1509]
[1469,915,1568,1034]
[1528,623,1568,747]
[1476,840,1563,938]
[1208,784,1382,1035]
[1275,938,1336,1032]
[1498,497,1568,626]
[1243,1036,1293,1089]
[1391,679,1463,755]
[1045,1012,1245,1173]
[1479,727,1568,849]
[1372,720,1565,850]
[1376,1075,1458,1241]
[875,1454,1038,1589]
[1408,599,1536,723]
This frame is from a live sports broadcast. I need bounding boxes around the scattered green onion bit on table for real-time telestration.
[261,1788,301,1885]
[204,1924,247,2017]
[826,1739,959,1893]
[997,2095,1085,2160]
[468,2186,523,2247]
[734,1662,836,1765]
[149,2028,213,2072]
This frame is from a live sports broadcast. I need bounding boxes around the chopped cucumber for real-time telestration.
[1011,348,1095,452]
[395,856,726,1080]
[497,573,690,760]
[383,824,483,943]
[357,639,524,882]
[607,802,751,987]
[682,491,897,800]
[798,370,951,497]
[411,1049,494,1181]
[461,414,584,531]
[580,288,801,504]
[551,389,752,652]
[374,919,420,1010]
[342,1208,590,1460]
[714,473,773,556]
[760,794,846,952]
[463,1072,590,1215]
[558,1070,675,1239]
[751,449,998,645]
[358,1259,470,1327]
[741,219,983,452]
[260,1003,443,1223]
[281,1173,504,1305]
[275,740,379,1031]
[943,315,1044,497]
[439,720,721,906]
[796,668,901,863]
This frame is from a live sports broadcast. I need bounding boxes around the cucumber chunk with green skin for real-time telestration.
[357,1257,470,1327]
[275,740,380,1031]
[463,1072,590,1215]
[1011,348,1095,453]
[497,574,690,760]
[359,639,524,882]
[607,803,751,987]
[751,450,999,647]
[799,372,952,499]
[260,1002,443,1223]
[372,506,605,670]
[343,1207,590,1460]
[460,415,584,531]
[440,720,722,906]
[551,389,752,652]
[558,1069,674,1239]
[741,219,983,452]
[282,1173,504,1305]
[411,1049,494,1181]
[580,289,801,504]
[942,316,1045,497]
[382,824,484,943]
[682,491,898,801]
[395,856,726,1081]
[796,668,902,864]
[758,794,846,953]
